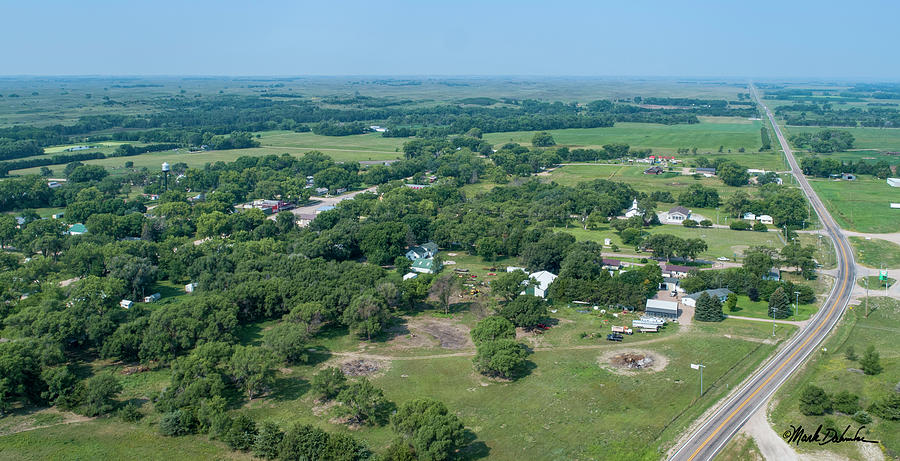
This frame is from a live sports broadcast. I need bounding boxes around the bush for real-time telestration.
[683,219,699,228]
[798,385,831,416]
[78,374,122,417]
[224,414,258,451]
[118,402,143,422]
[852,411,872,425]
[498,295,547,328]
[311,367,347,401]
[729,220,751,231]
[473,339,528,379]
[471,316,516,345]
[159,409,197,436]
[859,345,883,375]
[253,421,284,460]
[869,393,900,420]
[832,391,861,414]
[844,345,858,361]
[699,219,713,228]
[753,222,768,232]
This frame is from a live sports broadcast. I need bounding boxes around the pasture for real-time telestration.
[809,177,900,233]
[770,297,900,460]
[483,118,764,153]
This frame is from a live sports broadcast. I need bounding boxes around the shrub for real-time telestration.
[699,219,713,228]
[852,411,872,425]
[224,414,258,451]
[311,367,347,401]
[470,316,516,345]
[253,421,284,459]
[798,385,831,416]
[859,345,883,375]
[473,339,528,379]
[159,409,197,436]
[729,220,751,231]
[832,391,861,414]
[753,222,768,232]
[118,402,143,422]
[683,219,699,228]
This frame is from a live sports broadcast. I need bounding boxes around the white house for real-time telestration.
[411,258,437,274]
[887,178,900,187]
[523,270,557,299]
[645,299,679,318]
[406,242,438,260]
[758,214,773,225]
[742,212,757,221]
[682,288,732,307]
[402,272,418,281]
[185,283,198,293]
[666,206,691,223]
[624,198,643,218]
[119,300,134,309]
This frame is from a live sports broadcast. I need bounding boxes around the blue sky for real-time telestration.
[3,0,897,79]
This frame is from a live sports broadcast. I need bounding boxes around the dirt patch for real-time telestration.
[400,316,473,350]
[337,358,390,377]
[384,321,438,350]
[120,365,149,375]
[598,349,668,375]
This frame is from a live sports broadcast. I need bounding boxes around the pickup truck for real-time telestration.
[606,333,623,342]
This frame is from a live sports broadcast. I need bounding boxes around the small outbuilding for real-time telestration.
[144,293,162,303]
[67,223,88,235]
[682,288,733,307]
[645,299,679,318]
[524,270,557,299]
[758,214,773,225]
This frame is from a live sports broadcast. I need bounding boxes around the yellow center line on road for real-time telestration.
[685,233,851,460]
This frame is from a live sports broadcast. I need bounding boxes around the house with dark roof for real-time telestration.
[667,206,691,223]
[696,167,717,175]
[602,258,622,270]
[643,166,664,175]
[406,242,438,260]
[662,264,693,278]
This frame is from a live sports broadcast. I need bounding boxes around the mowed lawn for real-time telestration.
[809,177,900,233]
[849,237,900,268]
[483,119,764,153]
[770,297,900,460]
[9,132,404,176]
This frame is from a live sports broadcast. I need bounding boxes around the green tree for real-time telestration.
[799,385,831,416]
[717,162,750,187]
[278,423,330,460]
[263,323,309,364]
[499,295,547,328]
[342,291,391,340]
[832,391,861,415]
[869,393,900,421]
[79,373,123,417]
[694,292,724,322]
[391,398,467,461]
[473,339,528,379]
[531,132,556,147]
[768,287,790,319]
[311,367,347,401]
[859,345,883,375]
[253,421,284,459]
[224,414,258,451]
[337,378,392,425]
[491,270,530,302]
[725,292,738,312]
[471,316,516,344]
[229,346,277,400]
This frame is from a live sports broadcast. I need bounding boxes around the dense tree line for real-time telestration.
[800,156,892,179]
[789,129,855,153]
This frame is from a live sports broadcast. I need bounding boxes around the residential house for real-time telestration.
[67,223,88,235]
[662,264,693,278]
[410,258,437,274]
[682,288,733,307]
[602,258,622,271]
[667,206,691,223]
[888,178,900,187]
[763,269,781,281]
[185,283,198,293]
[643,166,664,175]
[660,276,684,293]
[645,299,679,318]
[405,242,438,260]
[119,300,134,309]
[742,212,757,221]
[524,270,557,299]
[758,214,773,225]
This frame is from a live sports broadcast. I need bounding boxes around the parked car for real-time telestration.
[717,256,730,261]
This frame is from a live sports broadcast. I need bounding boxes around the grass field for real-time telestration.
[769,297,900,460]
[808,177,900,233]
[9,131,404,176]
[483,119,764,153]
[857,276,895,290]
[849,237,900,268]
[726,294,817,322]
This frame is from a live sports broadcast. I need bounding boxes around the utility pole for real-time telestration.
[794,291,801,318]
[865,276,869,318]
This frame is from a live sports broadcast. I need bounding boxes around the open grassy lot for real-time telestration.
[483,119,764,153]
[770,297,900,460]
[726,294,817,322]
[795,149,900,167]
[857,276,895,290]
[849,237,900,268]
[562,225,784,261]
[257,130,405,155]
[808,177,900,233]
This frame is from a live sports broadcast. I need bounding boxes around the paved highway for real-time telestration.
[668,85,856,461]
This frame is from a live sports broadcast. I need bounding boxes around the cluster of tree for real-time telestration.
[311,121,370,136]
[694,292,724,322]
[640,234,708,261]
[775,102,900,128]
[110,143,180,157]
[678,184,720,208]
[789,129,855,153]
[760,126,772,150]
[0,139,44,161]
[723,187,811,229]
[0,151,105,177]
[800,156,893,179]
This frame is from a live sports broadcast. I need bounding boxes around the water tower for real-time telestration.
[162,162,170,191]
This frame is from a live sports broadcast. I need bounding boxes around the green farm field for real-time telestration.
[8,131,404,176]
[808,177,900,233]
[769,297,900,460]
[483,118,764,153]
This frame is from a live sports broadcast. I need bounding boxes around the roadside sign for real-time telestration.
[879,270,888,281]
[690,363,701,370]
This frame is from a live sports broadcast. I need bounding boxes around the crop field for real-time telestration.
[808,177,900,233]
[483,118,764,153]
[849,237,900,268]
[770,297,900,460]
